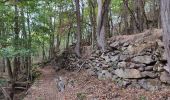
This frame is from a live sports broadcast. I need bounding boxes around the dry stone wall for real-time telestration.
[54,29,170,91]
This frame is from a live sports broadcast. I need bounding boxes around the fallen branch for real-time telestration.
[0,85,11,100]
[77,61,86,72]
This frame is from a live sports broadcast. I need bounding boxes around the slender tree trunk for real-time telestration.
[11,1,20,99]
[21,7,29,79]
[75,0,81,57]
[96,0,111,51]
[6,57,13,99]
[123,0,141,32]
[88,0,97,48]
[42,41,46,61]
[27,8,32,81]
[122,1,129,34]
[66,26,72,49]
[161,0,170,73]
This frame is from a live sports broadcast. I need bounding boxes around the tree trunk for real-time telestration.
[75,0,81,57]
[123,0,141,32]
[96,0,111,51]
[11,2,20,99]
[27,8,32,81]
[88,0,97,48]
[5,57,13,100]
[161,0,170,73]
[122,1,129,34]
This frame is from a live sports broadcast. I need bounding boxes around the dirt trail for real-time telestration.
[24,66,61,100]
[24,66,170,100]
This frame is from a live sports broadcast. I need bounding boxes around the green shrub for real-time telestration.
[76,92,86,100]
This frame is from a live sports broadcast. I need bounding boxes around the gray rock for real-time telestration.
[141,71,157,78]
[101,64,109,69]
[121,47,127,51]
[160,71,170,84]
[145,66,153,71]
[110,41,119,48]
[127,45,134,54]
[117,79,131,88]
[163,65,170,72]
[115,69,142,79]
[117,62,126,68]
[94,66,101,71]
[112,75,118,81]
[162,52,167,61]
[101,54,111,63]
[138,67,145,71]
[129,63,146,69]
[138,79,161,91]
[154,62,164,72]
[129,63,136,68]
[95,50,100,54]
[128,82,141,89]
[86,68,96,76]
[55,77,65,92]
[123,42,129,47]
[97,70,112,80]
[168,97,170,100]
[157,40,164,48]
[132,55,154,64]
[119,54,131,61]
[110,55,119,62]
[157,65,164,72]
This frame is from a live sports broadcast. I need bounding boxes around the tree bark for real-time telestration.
[96,0,111,51]
[88,0,97,48]
[75,0,81,57]
[161,0,170,73]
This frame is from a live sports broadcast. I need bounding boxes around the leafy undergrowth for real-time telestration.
[23,66,170,100]
[13,66,42,100]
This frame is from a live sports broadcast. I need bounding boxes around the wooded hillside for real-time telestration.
[0,0,170,100]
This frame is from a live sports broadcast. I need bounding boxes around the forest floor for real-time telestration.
[23,66,170,100]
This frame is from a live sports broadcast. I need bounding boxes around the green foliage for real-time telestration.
[31,65,42,80]
[139,95,146,100]
[111,0,123,14]
[0,47,31,58]
[76,93,87,100]
[0,78,7,86]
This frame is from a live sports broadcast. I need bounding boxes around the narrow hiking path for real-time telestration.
[23,66,170,100]
[24,66,60,100]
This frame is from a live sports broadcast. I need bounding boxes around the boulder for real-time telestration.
[115,69,142,79]
[138,79,161,91]
[141,71,157,78]
[160,71,170,84]
[132,55,154,64]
